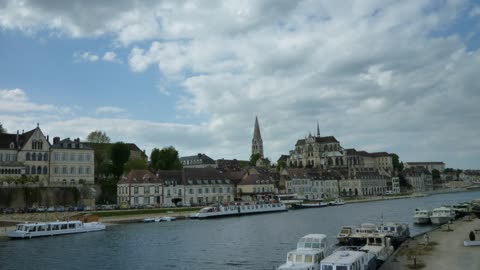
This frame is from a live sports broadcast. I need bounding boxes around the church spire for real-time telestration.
[317,122,320,137]
[251,116,264,158]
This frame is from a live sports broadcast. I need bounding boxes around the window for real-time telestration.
[62,167,67,174]
[70,167,75,174]
[189,189,193,194]
[178,189,182,196]
[54,152,59,160]
[155,186,159,193]
[25,166,30,174]
[322,265,333,270]
[54,167,59,174]
[62,153,67,161]
[43,153,48,161]
[78,167,83,174]
[70,179,75,185]
[205,188,209,194]
[167,190,171,196]
[198,188,202,194]
[144,186,150,194]
[219,187,223,193]
[32,153,37,161]
[86,154,91,161]
[212,187,216,193]
[134,197,139,204]
[26,152,31,161]
[295,255,302,263]
[43,166,48,174]
[70,153,75,161]
[31,166,36,174]
[288,254,293,262]
[86,167,91,174]
[78,154,83,161]
[134,187,138,194]
[304,255,312,263]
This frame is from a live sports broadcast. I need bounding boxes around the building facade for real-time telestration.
[404,162,445,173]
[180,153,216,168]
[117,170,163,206]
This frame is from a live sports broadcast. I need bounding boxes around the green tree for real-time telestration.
[431,169,440,180]
[392,154,404,172]
[249,153,261,166]
[125,159,148,173]
[444,168,455,174]
[0,123,6,133]
[151,146,182,170]
[110,142,131,178]
[277,160,286,171]
[86,130,111,143]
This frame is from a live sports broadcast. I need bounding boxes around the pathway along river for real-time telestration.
[1,191,480,270]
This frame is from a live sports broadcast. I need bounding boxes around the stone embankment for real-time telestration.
[380,217,480,270]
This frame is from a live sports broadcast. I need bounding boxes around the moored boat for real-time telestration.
[320,247,377,270]
[291,201,329,209]
[413,209,432,224]
[190,202,287,219]
[359,233,394,263]
[336,223,377,246]
[277,234,332,270]
[375,222,410,249]
[430,206,456,225]
[329,198,345,206]
[6,220,105,239]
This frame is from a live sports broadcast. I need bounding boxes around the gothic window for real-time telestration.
[43,166,48,174]
[26,152,31,161]
[32,153,36,161]
[37,166,41,174]
[26,166,30,174]
[9,142,14,149]
[43,153,48,161]
[62,167,67,174]
[31,166,36,174]
[32,141,36,149]
[70,167,76,174]
[71,179,75,185]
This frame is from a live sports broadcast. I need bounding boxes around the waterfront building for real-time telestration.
[251,116,264,158]
[357,171,388,196]
[403,167,432,192]
[338,178,362,197]
[50,137,94,185]
[117,170,163,206]
[389,177,401,194]
[0,126,50,185]
[282,168,340,199]
[180,153,216,168]
[287,124,346,169]
[179,168,234,205]
[237,167,276,201]
[404,161,445,173]
[460,170,480,184]
[346,148,395,174]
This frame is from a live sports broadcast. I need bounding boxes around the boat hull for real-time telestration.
[430,216,454,225]
[190,205,288,219]
[7,223,106,239]
[413,217,431,224]
[291,203,327,209]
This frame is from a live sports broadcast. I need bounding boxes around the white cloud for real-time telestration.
[95,106,126,114]
[1,1,480,168]
[470,6,480,17]
[102,51,121,63]
[73,51,99,62]
[0,88,56,112]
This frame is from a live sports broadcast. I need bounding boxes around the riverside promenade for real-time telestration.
[380,217,480,270]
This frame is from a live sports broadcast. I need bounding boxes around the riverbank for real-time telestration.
[380,216,480,270]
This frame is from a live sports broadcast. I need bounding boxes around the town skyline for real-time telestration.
[1,1,480,169]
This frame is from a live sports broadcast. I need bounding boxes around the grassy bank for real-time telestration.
[91,207,202,217]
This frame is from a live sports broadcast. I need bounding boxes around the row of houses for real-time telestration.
[117,167,407,207]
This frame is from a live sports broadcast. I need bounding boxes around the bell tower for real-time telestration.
[251,116,264,158]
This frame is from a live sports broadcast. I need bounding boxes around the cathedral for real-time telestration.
[287,123,346,169]
[251,116,263,158]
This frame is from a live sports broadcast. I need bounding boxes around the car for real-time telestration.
[84,206,93,211]
[3,208,15,214]
[47,207,55,212]
[57,206,65,212]
[67,206,75,212]
[76,206,84,211]
[385,191,394,195]
[36,207,46,212]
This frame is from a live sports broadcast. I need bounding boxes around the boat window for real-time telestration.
[305,255,313,263]
[288,254,294,262]
[69,223,75,229]
[336,266,348,270]
[368,237,374,243]
[61,224,67,230]
[37,226,45,232]
[52,225,59,230]
[312,243,320,248]
[296,254,303,262]
[376,238,382,245]
[322,266,333,270]
[47,225,51,231]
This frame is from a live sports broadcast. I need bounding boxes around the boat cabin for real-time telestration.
[320,250,374,270]
[375,223,407,237]
[15,221,83,232]
[278,234,330,270]
[432,207,455,216]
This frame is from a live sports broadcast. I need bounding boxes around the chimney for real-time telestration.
[53,137,60,145]
[22,130,24,134]
[46,135,49,143]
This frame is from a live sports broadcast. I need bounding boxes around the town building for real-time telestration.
[338,178,362,197]
[357,171,388,196]
[403,167,433,192]
[50,137,95,185]
[180,153,216,168]
[404,162,445,173]
[388,177,401,194]
[346,149,395,174]
[287,124,346,169]
[282,168,340,199]
[117,170,163,206]
[237,167,276,201]
[216,158,241,171]
[460,170,480,184]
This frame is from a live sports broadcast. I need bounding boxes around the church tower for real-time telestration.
[251,116,264,158]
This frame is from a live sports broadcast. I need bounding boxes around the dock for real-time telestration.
[380,217,480,270]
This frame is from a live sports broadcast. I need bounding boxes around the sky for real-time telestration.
[0,0,480,169]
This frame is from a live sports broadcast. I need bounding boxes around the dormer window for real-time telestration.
[9,142,14,149]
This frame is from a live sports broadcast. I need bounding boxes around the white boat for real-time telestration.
[337,222,409,249]
[359,233,394,262]
[143,218,156,223]
[320,247,376,270]
[277,234,332,270]
[375,222,410,248]
[430,206,456,225]
[329,198,345,206]
[190,202,288,219]
[413,209,432,224]
[156,216,176,222]
[6,220,105,239]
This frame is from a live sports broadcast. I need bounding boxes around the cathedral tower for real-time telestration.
[251,116,264,158]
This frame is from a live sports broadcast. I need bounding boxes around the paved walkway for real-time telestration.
[380,217,480,270]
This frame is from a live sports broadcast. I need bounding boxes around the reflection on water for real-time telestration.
[1,191,479,270]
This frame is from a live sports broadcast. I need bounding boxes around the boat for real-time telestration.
[471,204,480,219]
[189,202,288,219]
[452,203,471,218]
[359,233,394,263]
[336,223,377,246]
[291,201,329,209]
[329,198,345,206]
[277,234,333,270]
[413,209,432,224]
[143,218,156,223]
[374,222,410,249]
[430,206,456,225]
[6,220,105,239]
[320,247,377,270]
[157,216,176,222]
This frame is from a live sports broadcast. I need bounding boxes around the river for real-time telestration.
[1,191,479,270]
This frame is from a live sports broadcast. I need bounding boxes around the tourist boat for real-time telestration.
[189,202,288,219]
[374,222,410,248]
[277,234,333,270]
[413,209,432,224]
[291,201,329,209]
[430,206,456,225]
[359,233,394,263]
[471,204,480,219]
[452,203,471,218]
[6,220,106,239]
[320,247,377,270]
[144,216,177,223]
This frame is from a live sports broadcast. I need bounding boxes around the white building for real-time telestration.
[117,170,163,206]
[404,162,445,173]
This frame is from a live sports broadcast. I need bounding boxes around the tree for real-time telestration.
[277,160,286,171]
[0,122,6,133]
[249,153,261,166]
[151,146,182,170]
[392,154,404,172]
[110,142,131,178]
[86,130,111,143]
[431,169,440,180]
[125,159,148,173]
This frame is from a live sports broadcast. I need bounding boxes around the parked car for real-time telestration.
[84,206,93,211]
[36,207,46,212]
[67,206,75,212]
[3,208,15,214]
[57,206,65,212]
[47,207,55,212]
[26,208,36,213]
[76,206,84,211]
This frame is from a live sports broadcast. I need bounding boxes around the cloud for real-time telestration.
[470,6,480,17]
[1,1,480,169]
[95,106,126,114]
[0,88,57,112]
[73,51,99,62]
[102,51,121,63]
